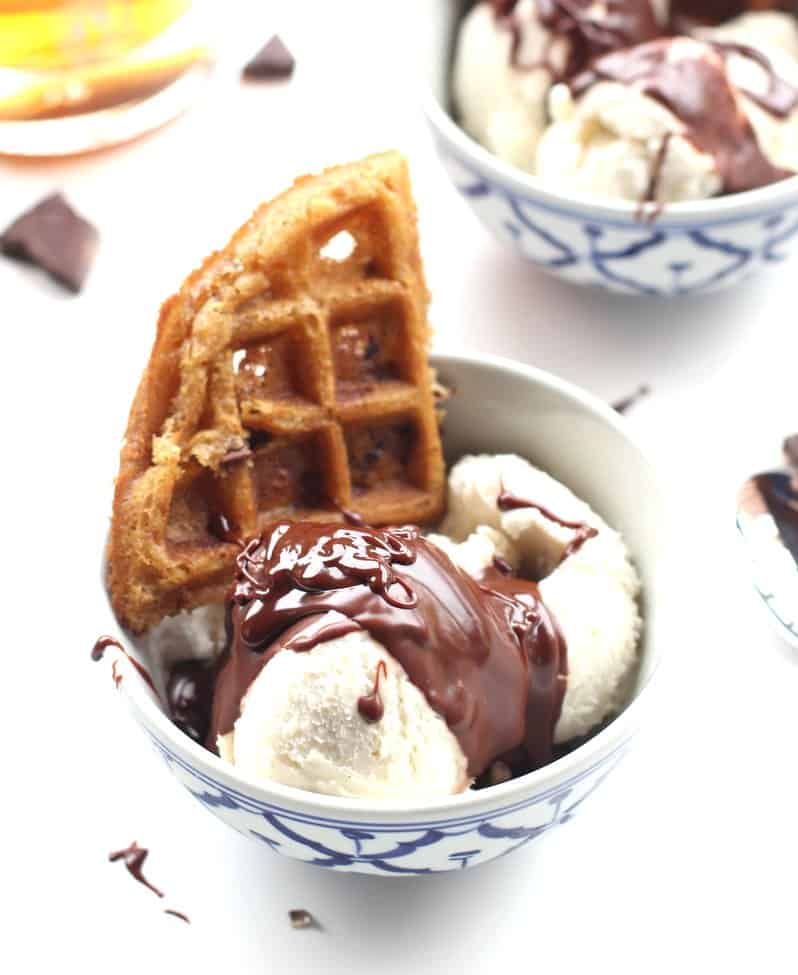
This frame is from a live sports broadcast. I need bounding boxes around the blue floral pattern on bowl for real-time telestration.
[146,730,631,875]
[434,141,798,297]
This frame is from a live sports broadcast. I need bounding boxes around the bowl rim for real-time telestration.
[420,34,798,227]
[105,351,665,821]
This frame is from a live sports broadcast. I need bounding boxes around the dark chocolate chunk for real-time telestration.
[243,36,295,80]
[0,193,98,292]
[289,909,316,929]
[783,434,798,470]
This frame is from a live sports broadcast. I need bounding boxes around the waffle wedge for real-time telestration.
[109,152,446,632]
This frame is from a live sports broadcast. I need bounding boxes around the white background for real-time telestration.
[3,2,797,972]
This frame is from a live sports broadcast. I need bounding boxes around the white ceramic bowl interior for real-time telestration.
[421,0,798,297]
[97,352,667,876]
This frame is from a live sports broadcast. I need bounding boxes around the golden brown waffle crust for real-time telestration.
[108,152,446,632]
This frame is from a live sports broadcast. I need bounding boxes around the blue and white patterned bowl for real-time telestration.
[101,353,667,876]
[422,1,798,297]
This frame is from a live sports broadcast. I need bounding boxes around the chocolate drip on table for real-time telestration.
[497,489,598,559]
[570,39,793,194]
[208,522,568,777]
[495,0,659,79]
[108,842,164,898]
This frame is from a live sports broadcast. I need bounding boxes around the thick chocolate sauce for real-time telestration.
[108,842,163,898]
[497,489,598,559]
[208,522,568,776]
[496,0,659,79]
[357,659,388,722]
[91,636,157,693]
[570,39,792,193]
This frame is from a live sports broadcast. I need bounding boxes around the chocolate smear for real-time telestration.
[164,909,191,924]
[612,384,651,414]
[1,193,98,292]
[243,36,295,80]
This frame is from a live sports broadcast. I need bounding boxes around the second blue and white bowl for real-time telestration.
[422,1,798,297]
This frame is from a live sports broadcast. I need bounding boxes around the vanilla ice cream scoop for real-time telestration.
[220,618,469,798]
[537,36,794,203]
[209,520,571,795]
[452,0,661,172]
[436,454,641,744]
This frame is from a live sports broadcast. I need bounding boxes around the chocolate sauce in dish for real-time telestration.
[570,38,793,193]
[167,660,216,744]
[495,0,660,78]
[497,488,598,559]
[208,522,568,777]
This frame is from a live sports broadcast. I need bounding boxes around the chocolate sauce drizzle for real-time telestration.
[91,636,156,693]
[496,0,659,80]
[357,659,388,722]
[711,41,798,118]
[108,842,164,898]
[570,39,792,194]
[209,521,568,777]
[497,488,598,559]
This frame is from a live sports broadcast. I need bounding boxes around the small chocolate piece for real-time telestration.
[167,660,216,744]
[612,384,651,415]
[783,434,798,470]
[207,511,239,544]
[289,909,316,930]
[0,193,98,292]
[243,36,295,80]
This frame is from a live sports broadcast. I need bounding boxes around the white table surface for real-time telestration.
[4,3,797,972]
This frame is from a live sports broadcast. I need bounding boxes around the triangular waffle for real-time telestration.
[108,152,446,632]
